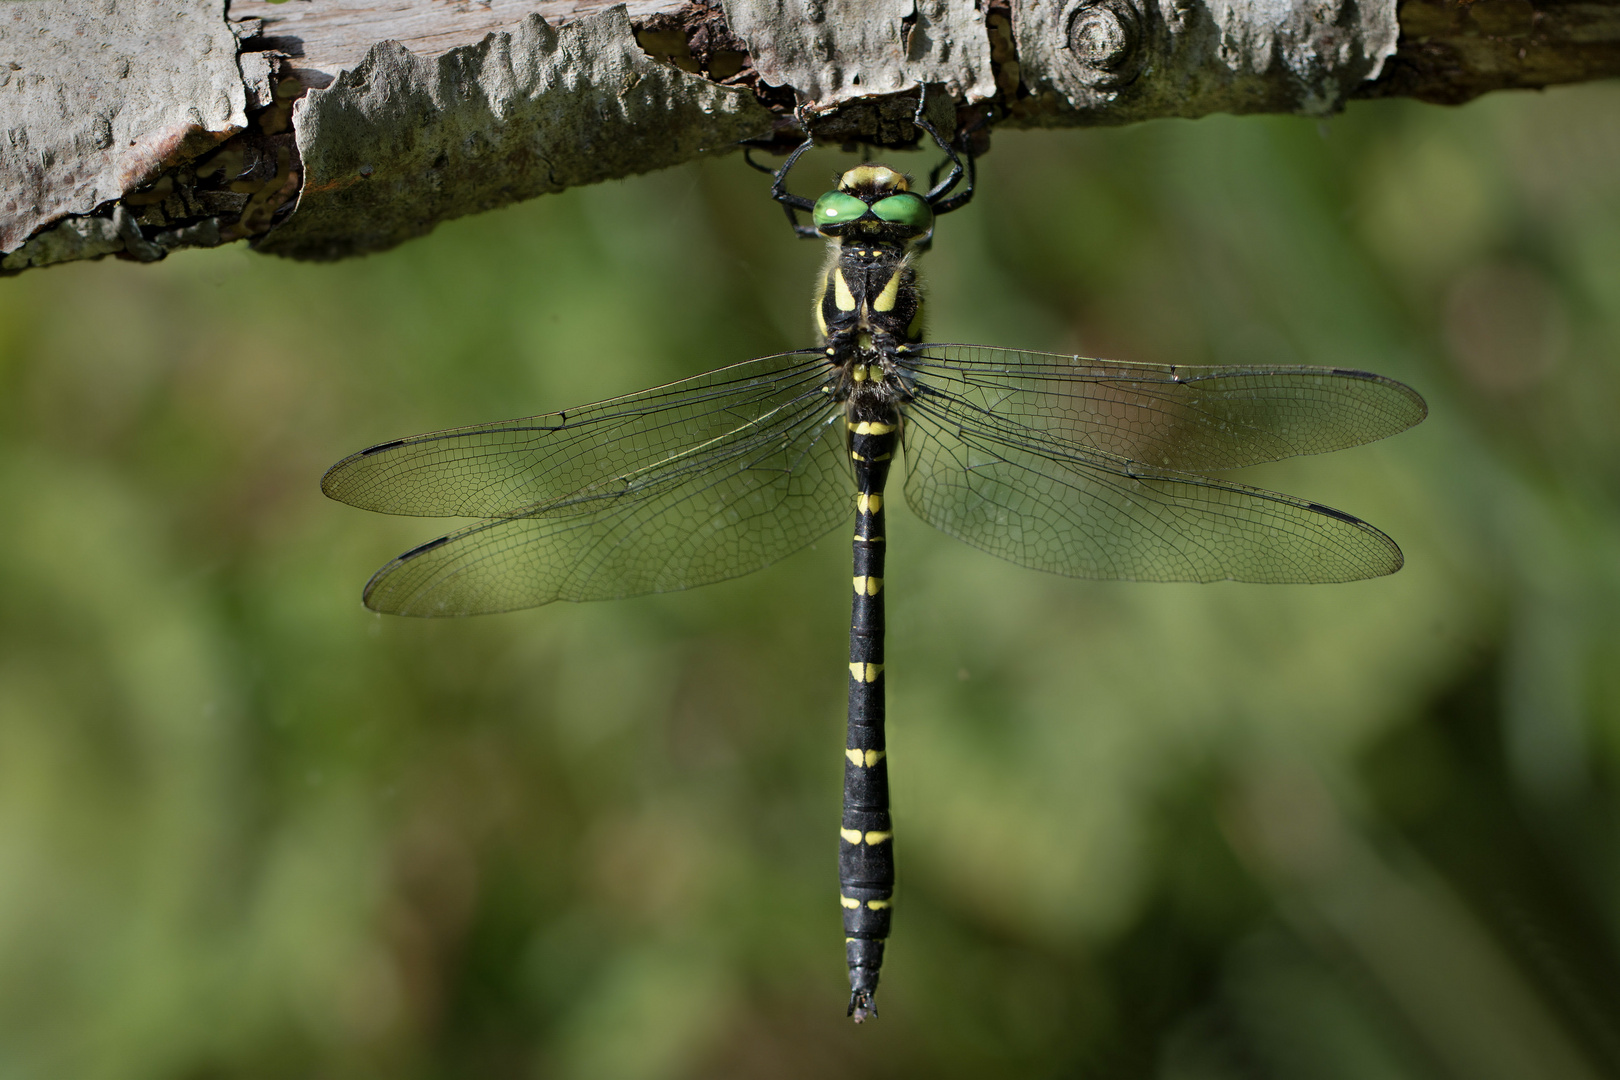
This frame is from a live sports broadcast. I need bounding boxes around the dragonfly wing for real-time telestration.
[362,396,852,614]
[901,387,1402,584]
[323,351,832,518]
[901,345,1426,472]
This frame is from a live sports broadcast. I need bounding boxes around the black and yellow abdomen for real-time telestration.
[813,163,933,1021]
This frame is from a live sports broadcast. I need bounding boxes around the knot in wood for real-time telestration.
[1064,0,1144,89]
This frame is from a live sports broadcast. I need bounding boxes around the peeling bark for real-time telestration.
[0,0,246,255]
[260,9,771,260]
[2,0,1617,272]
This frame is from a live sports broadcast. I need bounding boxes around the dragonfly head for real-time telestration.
[812,165,935,245]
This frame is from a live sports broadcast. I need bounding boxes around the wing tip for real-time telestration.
[362,536,455,616]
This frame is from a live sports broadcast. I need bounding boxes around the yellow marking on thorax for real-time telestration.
[873,271,902,313]
[856,493,883,513]
[853,575,884,596]
[834,270,857,312]
[849,662,885,683]
[849,420,897,436]
[845,747,886,767]
[851,362,869,382]
[907,303,925,340]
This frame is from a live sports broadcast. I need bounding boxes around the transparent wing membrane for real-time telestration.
[900,345,1427,472]
[329,345,1421,613]
[901,383,1402,584]
[323,352,832,519]
[350,370,851,615]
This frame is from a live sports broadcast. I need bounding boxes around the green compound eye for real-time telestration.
[870,193,933,233]
[813,191,870,229]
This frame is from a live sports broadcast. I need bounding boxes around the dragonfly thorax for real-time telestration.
[814,236,927,378]
[827,350,912,410]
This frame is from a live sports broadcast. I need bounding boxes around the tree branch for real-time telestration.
[3,0,1617,272]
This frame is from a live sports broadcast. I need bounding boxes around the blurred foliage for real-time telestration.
[2,81,1620,1079]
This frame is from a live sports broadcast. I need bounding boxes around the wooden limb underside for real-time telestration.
[3,0,1617,271]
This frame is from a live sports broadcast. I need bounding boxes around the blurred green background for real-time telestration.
[3,81,1620,1079]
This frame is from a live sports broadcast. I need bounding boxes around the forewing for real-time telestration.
[323,351,832,518]
[362,393,852,614]
[901,345,1426,472]
[902,387,1402,584]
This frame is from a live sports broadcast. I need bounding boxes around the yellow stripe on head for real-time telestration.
[841,165,908,193]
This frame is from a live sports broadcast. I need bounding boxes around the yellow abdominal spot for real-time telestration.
[866,898,890,910]
[845,748,886,767]
[852,420,896,435]
[853,576,884,596]
[840,828,863,844]
[849,662,885,683]
[856,493,883,513]
[864,831,892,845]
[840,894,861,909]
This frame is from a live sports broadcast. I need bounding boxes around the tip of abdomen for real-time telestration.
[846,936,885,1022]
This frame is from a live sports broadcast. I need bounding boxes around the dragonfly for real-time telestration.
[322,96,1427,1022]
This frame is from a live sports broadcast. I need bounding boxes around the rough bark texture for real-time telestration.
[1360,0,1620,102]
[727,0,997,103]
[1012,0,1397,122]
[258,9,771,260]
[0,0,246,256]
[2,0,1617,272]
